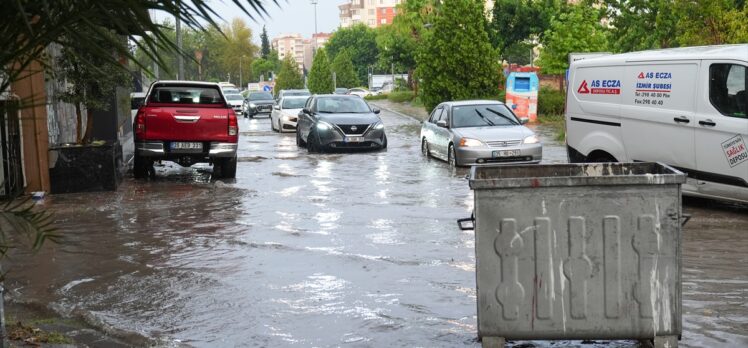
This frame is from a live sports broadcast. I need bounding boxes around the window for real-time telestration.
[368,9,375,15]
[380,18,387,24]
[368,19,375,25]
[149,85,224,105]
[429,107,443,123]
[710,64,747,118]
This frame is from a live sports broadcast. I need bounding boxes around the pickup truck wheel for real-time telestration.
[220,156,237,179]
[133,154,151,178]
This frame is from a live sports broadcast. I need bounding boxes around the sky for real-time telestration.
[156,0,342,43]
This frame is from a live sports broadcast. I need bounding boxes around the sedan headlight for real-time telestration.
[373,122,385,130]
[249,103,256,108]
[316,121,333,131]
[523,135,540,144]
[459,138,484,147]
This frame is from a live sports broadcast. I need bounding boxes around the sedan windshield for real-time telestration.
[249,92,273,101]
[316,97,370,113]
[452,104,520,128]
[282,97,308,109]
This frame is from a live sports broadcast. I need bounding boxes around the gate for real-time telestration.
[0,99,24,198]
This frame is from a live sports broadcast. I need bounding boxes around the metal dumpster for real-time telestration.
[466,162,686,348]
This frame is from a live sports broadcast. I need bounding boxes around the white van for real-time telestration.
[566,45,748,204]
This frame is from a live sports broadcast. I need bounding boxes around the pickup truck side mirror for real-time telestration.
[436,120,448,128]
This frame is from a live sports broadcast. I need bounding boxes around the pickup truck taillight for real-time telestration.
[228,110,238,136]
[135,109,145,138]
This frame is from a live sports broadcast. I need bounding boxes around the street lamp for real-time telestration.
[311,0,318,56]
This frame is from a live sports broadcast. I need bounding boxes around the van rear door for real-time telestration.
[694,62,748,202]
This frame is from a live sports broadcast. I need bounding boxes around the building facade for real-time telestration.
[272,34,306,72]
[338,0,403,28]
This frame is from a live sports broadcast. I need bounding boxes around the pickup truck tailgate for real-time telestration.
[143,106,232,142]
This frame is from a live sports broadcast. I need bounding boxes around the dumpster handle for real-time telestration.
[681,213,691,227]
[457,212,475,231]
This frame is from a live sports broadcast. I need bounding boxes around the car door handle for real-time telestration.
[699,119,716,127]
[673,116,690,124]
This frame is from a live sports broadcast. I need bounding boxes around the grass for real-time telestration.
[364,94,388,101]
[7,321,74,344]
[387,91,415,103]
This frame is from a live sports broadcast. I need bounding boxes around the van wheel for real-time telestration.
[587,151,617,163]
[133,154,151,178]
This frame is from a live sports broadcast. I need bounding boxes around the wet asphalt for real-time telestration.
[5,108,748,347]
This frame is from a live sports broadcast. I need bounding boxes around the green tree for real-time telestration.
[537,5,608,75]
[307,49,333,94]
[416,0,500,111]
[260,25,271,58]
[1,0,274,96]
[503,41,535,66]
[325,24,379,85]
[603,0,678,51]
[274,55,305,95]
[56,27,131,144]
[673,0,748,46]
[331,48,359,88]
[488,0,563,59]
[252,58,276,81]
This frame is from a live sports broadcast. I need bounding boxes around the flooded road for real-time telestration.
[6,109,748,347]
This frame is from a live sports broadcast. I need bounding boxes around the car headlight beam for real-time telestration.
[373,122,385,130]
[459,138,484,147]
[316,121,333,131]
[523,135,540,144]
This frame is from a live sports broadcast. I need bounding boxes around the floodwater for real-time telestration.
[5,109,747,347]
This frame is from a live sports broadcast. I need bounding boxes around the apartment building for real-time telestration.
[272,33,306,72]
[338,0,403,28]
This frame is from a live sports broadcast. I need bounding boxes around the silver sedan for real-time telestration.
[271,96,308,132]
[420,100,542,167]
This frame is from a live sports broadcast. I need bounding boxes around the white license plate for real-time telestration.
[345,136,364,143]
[493,150,520,157]
[171,142,203,150]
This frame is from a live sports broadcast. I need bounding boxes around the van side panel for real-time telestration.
[566,65,626,161]
[620,62,699,169]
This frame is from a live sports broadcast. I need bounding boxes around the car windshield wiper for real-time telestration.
[485,108,519,125]
[317,110,335,113]
[474,109,496,126]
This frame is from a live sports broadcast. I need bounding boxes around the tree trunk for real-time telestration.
[83,107,94,144]
[0,266,6,348]
[75,103,83,144]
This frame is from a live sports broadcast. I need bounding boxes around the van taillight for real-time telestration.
[228,110,238,136]
[135,110,146,137]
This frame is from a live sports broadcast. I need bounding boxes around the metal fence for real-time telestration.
[0,99,25,198]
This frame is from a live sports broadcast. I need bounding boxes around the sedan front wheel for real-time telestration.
[448,144,458,167]
[421,139,430,157]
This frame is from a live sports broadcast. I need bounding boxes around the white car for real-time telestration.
[130,92,146,124]
[271,96,308,132]
[224,93,244,114]
[348,88,372,98]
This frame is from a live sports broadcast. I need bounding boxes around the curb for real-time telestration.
[369,101,423,123]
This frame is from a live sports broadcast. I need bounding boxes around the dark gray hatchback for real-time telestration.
[296,95,387,152]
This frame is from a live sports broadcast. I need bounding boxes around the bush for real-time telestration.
[538,87,565,116]
[364,94,388,101]
[387,91,415,103]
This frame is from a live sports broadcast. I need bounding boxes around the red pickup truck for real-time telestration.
[134,81,239,178]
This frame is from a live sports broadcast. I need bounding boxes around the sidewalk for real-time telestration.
[369,100,429,122]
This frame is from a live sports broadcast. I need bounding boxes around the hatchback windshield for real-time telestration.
[316,96,370,113]
[226,94,243,101]
[451,104,520,127]
[149,85,224,104]
[249,92,274,101]
[282,97,308,109]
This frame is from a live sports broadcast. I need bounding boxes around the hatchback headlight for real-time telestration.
[523,135,540,144]
[459,138,484,147]
[317,121,333,131]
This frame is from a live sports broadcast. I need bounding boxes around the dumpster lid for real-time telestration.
[469,162,686,189]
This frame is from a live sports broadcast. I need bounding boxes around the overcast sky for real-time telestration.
[156,0,341,43]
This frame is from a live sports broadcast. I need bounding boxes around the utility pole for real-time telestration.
[176,14,184,80]
[239,55,245,90]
